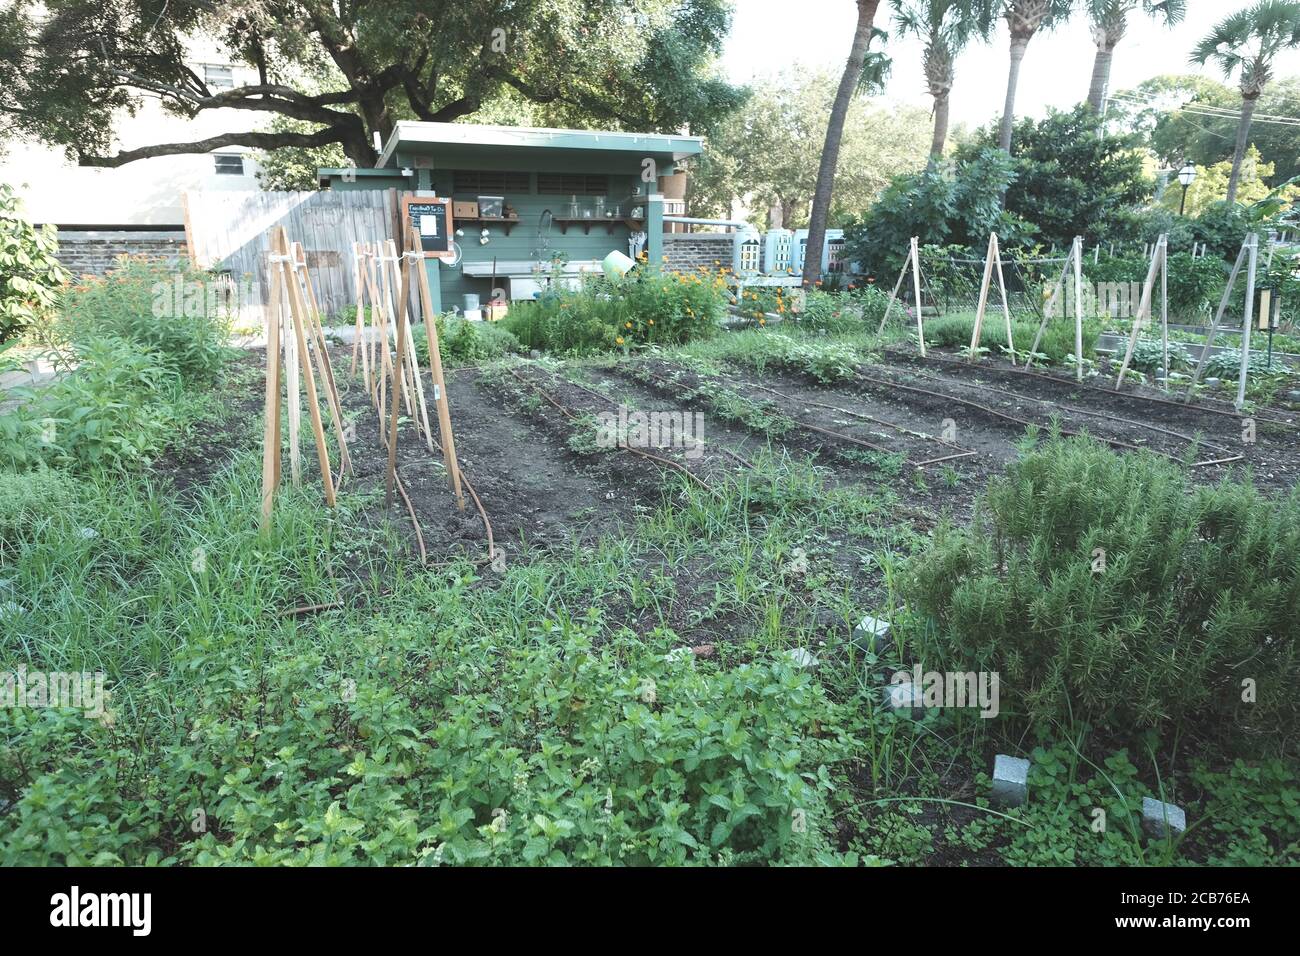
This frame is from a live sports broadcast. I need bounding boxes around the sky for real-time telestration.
[720,1,1300,130]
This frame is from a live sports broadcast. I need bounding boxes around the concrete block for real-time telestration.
[852,614,891,652]
[1141,797,1186,839]
[1204,377,1221,387]
[990,754,1030,807]
[881,680,923,718]
[786,648,818,669]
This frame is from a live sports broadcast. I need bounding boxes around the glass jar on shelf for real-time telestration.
[567,196,580,219]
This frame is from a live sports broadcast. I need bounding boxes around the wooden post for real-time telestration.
[1236,233,1259,410]
[384,239,413,507]
[992,233,1015,365]
[1187,241,1250,394]
[969,233,996,359]
[283,252,301,486]
[279,232,336,507]
[351,241,365,376]
[911,236,926,358]
[260,235,284,532]
[1073,236,1084,383]
[382,240,416,419]
[1025,243,1074,370]
[1114,236,1165,388]
[292,242,352,478]
[354,243,373,392]
[411,226,466,511]
[876,255,911,336]
[1159,236,1170,390]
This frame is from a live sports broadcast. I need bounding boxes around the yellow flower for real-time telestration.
[616,336,625,345]
[625,321,632,329]
[648,319,654,325]
[759,318,766,326]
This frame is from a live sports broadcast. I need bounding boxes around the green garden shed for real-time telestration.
[319,122,703,313]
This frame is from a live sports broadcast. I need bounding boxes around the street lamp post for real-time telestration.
[1177,162,1197,217]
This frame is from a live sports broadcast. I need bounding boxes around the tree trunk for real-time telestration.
[802,0,880,287]
[930,90,951,161]
[1086,44,1114,112]
[1226,95,1259,204]
[998,36,1029,153]
[768,199,785,230]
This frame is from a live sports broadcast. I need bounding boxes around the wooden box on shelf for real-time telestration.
[453,201,479,219]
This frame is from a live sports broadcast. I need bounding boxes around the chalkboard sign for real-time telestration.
[401,196,455,259]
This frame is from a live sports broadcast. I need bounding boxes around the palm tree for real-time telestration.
[1192,0,1300,203]
[892,0,998,162]
[803,0,886,286]
[997,0,1075,152]
[1086,1,1186,112]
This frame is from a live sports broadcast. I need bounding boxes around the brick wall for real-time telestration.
[55,231,188,276]
[663,232,733,273]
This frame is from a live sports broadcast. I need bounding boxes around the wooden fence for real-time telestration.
[183,188,408,320]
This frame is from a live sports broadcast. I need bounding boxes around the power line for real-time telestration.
[1107,92,1300,128]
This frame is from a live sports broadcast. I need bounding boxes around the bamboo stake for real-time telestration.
[279,232,336,507]
[411,225,466,511]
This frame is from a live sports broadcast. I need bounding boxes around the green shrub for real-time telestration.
[62,258,232,384]
[0,462,847,865]
[1165,252,1227,321]
[0,337,182,471]
[1203,347,1275,381]
[0,183,68,342]
[501,265,727,354]
[903,434,1300,755]
[922,313,1100,365]
[412,314,520,367]
[1127,337,1194,373]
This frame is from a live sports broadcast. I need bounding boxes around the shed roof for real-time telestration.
[377,122,704,169]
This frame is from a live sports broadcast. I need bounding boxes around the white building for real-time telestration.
[0,42,262,229]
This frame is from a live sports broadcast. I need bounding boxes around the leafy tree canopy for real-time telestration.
[0,0,745,168]
[688,68,932,229]
[1157,145,1300,218]
[1112,73,1300,184]
[957,105,1154,248]
[842,146,1027,278]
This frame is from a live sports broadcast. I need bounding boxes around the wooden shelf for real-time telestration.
[461,216,520,236]
[554,216,630,236]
